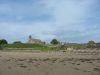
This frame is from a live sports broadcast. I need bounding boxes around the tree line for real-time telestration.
[0,39,99,50]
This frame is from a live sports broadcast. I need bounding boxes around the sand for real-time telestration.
[0,50,100,75]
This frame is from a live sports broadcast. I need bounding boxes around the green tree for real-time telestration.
[0,39,8,45]
[87,40,96,48]
[50,39,60,45]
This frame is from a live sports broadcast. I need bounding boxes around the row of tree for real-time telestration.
[0,39,59,45]
[0,39,97,48]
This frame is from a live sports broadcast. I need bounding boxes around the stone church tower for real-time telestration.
[28,35,33,43]
[28,35,43,44]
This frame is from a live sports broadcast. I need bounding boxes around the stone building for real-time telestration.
[28,35,44,44]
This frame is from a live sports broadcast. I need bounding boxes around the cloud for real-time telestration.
[0,0,100,43]
[41,0,100,42]
[0,22,55,42]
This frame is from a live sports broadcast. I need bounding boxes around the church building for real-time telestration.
[27,35,44,44]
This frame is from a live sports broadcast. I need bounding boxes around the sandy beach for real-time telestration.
[0,50,100,75]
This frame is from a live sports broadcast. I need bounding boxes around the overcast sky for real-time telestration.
[0,0,100,43]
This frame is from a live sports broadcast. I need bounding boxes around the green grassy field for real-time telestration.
[0,43,90,51]
[1,44,50,51]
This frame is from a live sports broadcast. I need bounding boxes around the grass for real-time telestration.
[0,43,87,51]
[2,44,80,51]
[1,43,50,51]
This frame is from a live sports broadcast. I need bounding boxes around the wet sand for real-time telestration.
[0,50,100,75]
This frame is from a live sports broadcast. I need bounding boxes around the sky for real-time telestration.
[0,0,100,43]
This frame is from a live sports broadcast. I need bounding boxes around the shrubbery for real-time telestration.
[0,39,8,50]
[50,39,60,45]
[0,39,8,45]
[87,40,96,48]
[13,41,22,44]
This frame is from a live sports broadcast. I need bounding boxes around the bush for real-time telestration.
[50,39,60,45]
[0,39,8,45]
[87,40,96,48]
[13,41,22,44]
